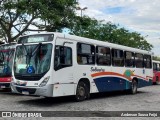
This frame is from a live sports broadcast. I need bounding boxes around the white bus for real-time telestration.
[11,32,153,101]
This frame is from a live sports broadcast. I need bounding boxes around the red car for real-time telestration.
[153,60,160,85]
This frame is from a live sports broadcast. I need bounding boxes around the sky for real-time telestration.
[77,0,160,57]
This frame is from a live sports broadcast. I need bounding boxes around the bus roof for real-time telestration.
[19,32,152,55]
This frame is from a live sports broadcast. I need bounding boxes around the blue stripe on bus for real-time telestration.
[137,78,152,88]
[93,77,152,92]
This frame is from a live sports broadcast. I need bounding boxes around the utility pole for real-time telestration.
[76,6,87,36]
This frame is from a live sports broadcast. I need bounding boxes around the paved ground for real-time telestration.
[0,85,160,119]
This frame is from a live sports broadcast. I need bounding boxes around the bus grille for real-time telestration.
[16,87,36,94]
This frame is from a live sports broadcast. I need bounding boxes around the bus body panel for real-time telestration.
[52,37,76,96]
[152,60,160,84]
[53,84,75,97]
[11,32,153,97]
[153,71,160,83]
[0,77,12,82]
[0,77,11,88]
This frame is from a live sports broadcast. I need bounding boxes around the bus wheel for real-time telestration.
[156,77,160,85]
[130,79,138,94]
[75,81,89,102]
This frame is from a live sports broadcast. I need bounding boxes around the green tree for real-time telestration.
[0,0,76,42]
[71,16,153,51]
[153,56,160,61]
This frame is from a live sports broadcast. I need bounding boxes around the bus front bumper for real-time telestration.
[11,83,53,97]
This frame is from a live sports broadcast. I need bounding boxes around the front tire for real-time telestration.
[129,79,138,94]
[75,81,89,102]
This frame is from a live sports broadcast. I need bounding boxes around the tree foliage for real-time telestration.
[0,0,153,51]
[71,16,153,51]
[153,56,160,61]
[0,0,76,42]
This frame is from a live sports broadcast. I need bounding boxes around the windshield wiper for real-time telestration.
[21,43,42,73]
[22,43,42,65]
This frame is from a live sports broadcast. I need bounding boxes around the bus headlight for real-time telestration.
[39,76,50,87]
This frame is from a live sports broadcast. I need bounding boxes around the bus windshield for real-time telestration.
[0,49,14,77]
[14,43,52,78]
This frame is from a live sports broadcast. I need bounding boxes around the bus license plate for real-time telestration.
[22,91,29,95]
[0,86,6,88]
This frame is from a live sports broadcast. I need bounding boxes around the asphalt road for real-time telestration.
[0,85,160,119]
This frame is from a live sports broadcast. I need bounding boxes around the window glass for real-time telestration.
[14,44,52,75]
[64,48,72,65]
[144,55,152,68]
[54,46,72,70]
[77,43,95,65]
[125,51,134,67]
[135,53,143,68]
[96,46,111,65]
[158,64,160,71]
[153,63,157,71]
[112,49,124,66]
[0,49,15,77]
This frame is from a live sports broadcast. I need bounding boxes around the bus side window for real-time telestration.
[77,43,95,65]
[96,46,111,66]
[112,49,124,67]
[144,55,152,69]
[158,64,160,71]
[125,51,134,67]
[77,55,82,64]
[153,63,157,71]
[135,53,143,68]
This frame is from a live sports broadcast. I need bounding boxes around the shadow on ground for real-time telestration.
[17,90,147,107]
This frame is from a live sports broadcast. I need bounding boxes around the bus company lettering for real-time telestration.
[91,67,105,72]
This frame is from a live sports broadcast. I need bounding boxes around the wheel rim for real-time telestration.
[78,86,85,97]
[76,83,86,100]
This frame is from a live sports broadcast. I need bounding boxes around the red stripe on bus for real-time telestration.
[91,72,132,81]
